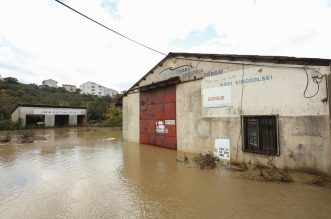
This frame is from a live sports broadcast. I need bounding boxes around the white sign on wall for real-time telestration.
[33,108,84,115]
[165,120,175,125]
[155,121,168,133]
[215,139,230,160]
[202,86,231,108]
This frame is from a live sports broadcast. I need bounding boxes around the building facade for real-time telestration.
[11,104,87,127]
[79,81,118,97]
[42,79,58,88]
[123,52,331,174]
[62,84,77,92]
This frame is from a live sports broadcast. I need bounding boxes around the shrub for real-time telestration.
[0,120,17,131]
[105,104,122,127]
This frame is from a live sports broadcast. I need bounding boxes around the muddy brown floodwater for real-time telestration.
[0,128,331,219]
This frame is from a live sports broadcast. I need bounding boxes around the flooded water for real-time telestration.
[0,128,331,219]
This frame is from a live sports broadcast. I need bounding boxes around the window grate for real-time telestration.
[243,116,279,155]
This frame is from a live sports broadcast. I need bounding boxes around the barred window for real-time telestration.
[243,116,279,155]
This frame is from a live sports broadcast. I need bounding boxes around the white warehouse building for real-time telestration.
[79,81,118,97]
[123,52,331,174]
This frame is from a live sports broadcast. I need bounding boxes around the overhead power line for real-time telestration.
[54,0,167,56]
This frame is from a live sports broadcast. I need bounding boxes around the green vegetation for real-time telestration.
[102,104,122,127]
[0,120,18,131]
[0,77,122,130]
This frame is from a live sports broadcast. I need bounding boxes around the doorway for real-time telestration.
[55,115,69,127]
[140,85,177,149]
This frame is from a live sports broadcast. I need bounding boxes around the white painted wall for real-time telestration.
[122,92,140,143]
[62,84,77,92]
[45,115,55,127]
[42,79,58,88]
[202,64,329,117]
[69,115,77,125]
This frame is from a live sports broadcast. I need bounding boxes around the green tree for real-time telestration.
[3,77,18,84]
[105,104,122,127]
[0,77,119,127]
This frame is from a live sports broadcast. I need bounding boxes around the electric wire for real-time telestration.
[309,67,325,78]
[195,60,202,73]
[56,1,328,99]
[54,0,167,56]
[303,68,327,98]
[53,0,329,99]
[314,73,328,100]
[235,61,245,161]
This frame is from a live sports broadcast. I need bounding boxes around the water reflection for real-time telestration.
[0,128,330,218]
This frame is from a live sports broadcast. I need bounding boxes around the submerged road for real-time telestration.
[0,128,330,218]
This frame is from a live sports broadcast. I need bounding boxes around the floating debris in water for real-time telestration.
[0,133,11,143]
[18,131,35,144]
[176,153,189,164]
[33,135,47,142]
[193,153,220,169]
[230,161,248,172]
[258,159,294,183]
[308,175,330,187]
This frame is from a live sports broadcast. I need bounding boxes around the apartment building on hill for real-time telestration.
[79,81,118,97]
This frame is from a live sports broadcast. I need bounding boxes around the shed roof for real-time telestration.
[128,52,331,92]
[11,104,87,114]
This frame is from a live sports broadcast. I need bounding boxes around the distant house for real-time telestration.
[62,84,77,92]
[42,79,58,88]
[79,81,118,97]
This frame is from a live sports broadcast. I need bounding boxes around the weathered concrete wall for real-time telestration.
[45,115,55,127]
[277,116,330,173]
[11,108,20,124]
[176,80,212,153]
[69,115,77,126]
[176,78,331,174]
[123,92,140,142]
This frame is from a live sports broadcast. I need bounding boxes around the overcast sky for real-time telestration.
[0,0,331,92]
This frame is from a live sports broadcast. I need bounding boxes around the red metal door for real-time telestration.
[140,85,177,149]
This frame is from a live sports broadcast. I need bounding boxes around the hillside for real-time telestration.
[0,77,121,129]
